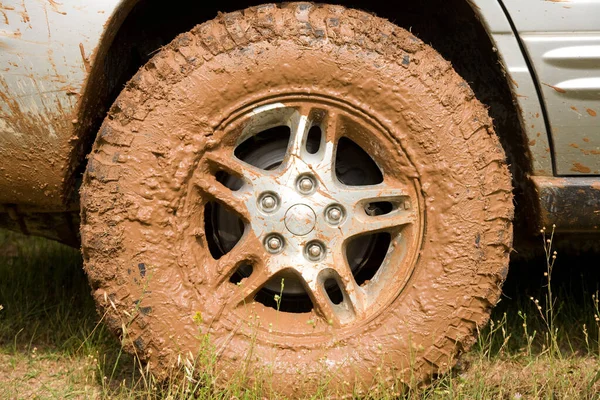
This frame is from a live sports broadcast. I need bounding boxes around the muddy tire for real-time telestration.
[80,2,513,396]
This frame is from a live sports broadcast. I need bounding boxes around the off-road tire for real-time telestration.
[80,2,513,396]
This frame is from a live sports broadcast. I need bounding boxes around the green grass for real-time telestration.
[1,228,600,399]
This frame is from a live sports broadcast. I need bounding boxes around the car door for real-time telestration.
[502,0,600,176]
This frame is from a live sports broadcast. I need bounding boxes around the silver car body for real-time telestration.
[0,0,599,207]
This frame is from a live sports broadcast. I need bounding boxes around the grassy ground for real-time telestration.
[1,229,600,399]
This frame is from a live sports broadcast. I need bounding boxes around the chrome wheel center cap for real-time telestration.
[284,204,316,236]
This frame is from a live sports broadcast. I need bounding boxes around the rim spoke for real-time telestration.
[194,176,249,220]
[340,183,415,236]
[230,260,273,307]
[303,256,366,327]
[342,184,411,207]
[203,152,263,182]
[332,252,367,320]
[213,233,263,287]
[304,276,343,327]
[344,207,415,237]
[284,104,317,165]
[316,111,341,173]
[322,110,342,144]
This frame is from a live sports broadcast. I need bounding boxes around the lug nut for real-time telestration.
[266,235,283,253]
[268,237,282,250]
[325,205,344,225]
[308,244,322,258]
[260,194,277,211]
[298,176,315,193]
[306,242,325,261]
[327,207,342,223]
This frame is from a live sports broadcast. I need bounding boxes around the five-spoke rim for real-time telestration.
[191,97,423,331]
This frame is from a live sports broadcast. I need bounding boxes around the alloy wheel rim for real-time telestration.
[188,96,424,333]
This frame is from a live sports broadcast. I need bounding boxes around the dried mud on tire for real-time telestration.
[80,2,513,397]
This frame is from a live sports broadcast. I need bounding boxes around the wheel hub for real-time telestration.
[284,204,316,236]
